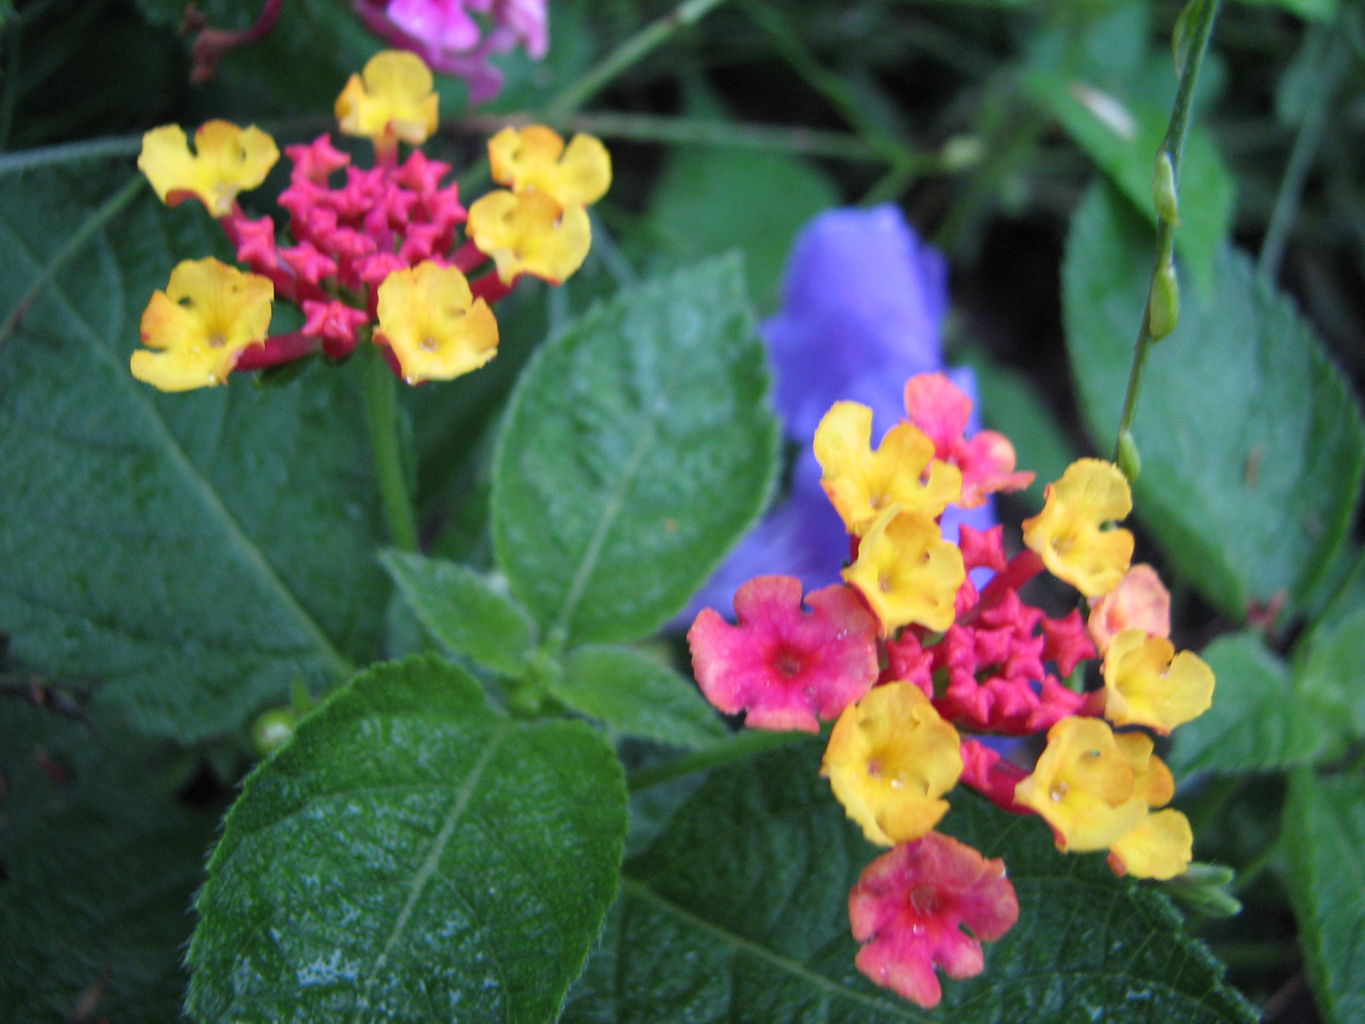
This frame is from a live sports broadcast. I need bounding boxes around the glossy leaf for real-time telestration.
[554,643,726,748]
[380,548,537,676]
[563,746,1256,1023]
[186,655,627,1023]
[492,256,779,648]
[1063,181,1364,618]
[0,165,388,740]
[1168,632,1332,776]
[1284,770,1365,1024]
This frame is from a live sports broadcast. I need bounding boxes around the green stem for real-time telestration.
[1257,21,1348,281]
[627,728,812,792]
[0,173,143,352]
[545,0,734,117]
[1111,0,1222,463]
[1231,832,1284,894]
[463,110,882,162]
[361,343,420,552]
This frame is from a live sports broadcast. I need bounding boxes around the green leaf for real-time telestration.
[1295,605,1365,741]
[1026,12,1233,294]
[554,643,725,747]
[639,145,839,308]
[564,746,1255,1023]
[0,166,388,740]
[0,703,215,1021]
[186,655,627,1023]
[1236,0,1336,21]
[1168,632,1332,775]
[1284,770,1365,1024]
[1063,181,1365,618]
[492,256,779,649]
[379,549,537,676]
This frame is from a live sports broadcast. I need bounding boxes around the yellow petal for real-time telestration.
[488,125,611,207]
[1022,458,1134,597]
[1103,629,1215,734]
[821,683,962,846]
[335,50,439,148]
[376,262,499,385]
[1109,809,1193,880]
[842,509,964,634]
[467,189,592,285]
[132,258,273,391]
[814,402,962,535]
[1014,717,1145,852]
[138,121,278,217]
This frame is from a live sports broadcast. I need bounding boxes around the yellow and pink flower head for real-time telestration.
[688,370,1216,1008]
[130,51,610,391]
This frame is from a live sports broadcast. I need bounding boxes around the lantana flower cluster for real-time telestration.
[132,49,608,392]
[689,372,1216,1009]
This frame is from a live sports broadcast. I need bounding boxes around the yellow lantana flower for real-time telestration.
[466,189,592,285]
[1102,629,1215,734]
[376,262,499,385]
[488,125,612,207]
[1014,717,1146,852]
[138,121,279,217]
[335,50,439,153]
[842,509,964,634]
[822,683,963,846]
[1109,808,1194,880]
[133,258,273,391]
[1021,458,1134,597]
[813,401,963,536]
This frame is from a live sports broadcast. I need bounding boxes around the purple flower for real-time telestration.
[681,205,993,621]
[353,0,548,104]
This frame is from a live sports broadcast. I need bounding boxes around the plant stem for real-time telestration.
[627,728,812,792]
[0,173,143,352]
[361,343,420,552]
[545,0,734,117]
[1257,20,1348,282]
[1111,0,1222,463]
[462,110,883,162]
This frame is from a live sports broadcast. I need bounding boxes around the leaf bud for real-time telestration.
[1148,261,1180,341]
[1153,152,1179,225]
[1117,431,1142,484]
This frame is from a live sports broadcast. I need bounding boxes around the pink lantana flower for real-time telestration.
[688,575,878,732]
[849,831,1019,1008]
[903,372,1033,508]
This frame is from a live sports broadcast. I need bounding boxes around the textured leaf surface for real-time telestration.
[1063,182,1364,618]
[380,549,537,676]
[0,166,387,740]
[186,655,627,1024]
[554,644,726,747]
[0,704,214,1022]
[493,256,779,647]
[563,746,1255,1023]
[1284,770,1365,1024]
[1168,632,1332,775]
[1294,605,1365,742]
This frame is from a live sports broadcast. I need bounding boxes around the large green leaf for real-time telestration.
[554,643,726,747]
[564,746,1255,1023]
[1063,181,1364,618]
[186,655,627,1023]
[492,256,779,648]
[1294,604,1365,742]
[1284,770,1365,1024]
[0,165,388,740]
[1168,632,1333,775]
[0,702,215,1022]
[1025,5,1233,294]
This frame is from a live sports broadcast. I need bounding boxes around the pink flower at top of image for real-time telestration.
[354,0,549,103]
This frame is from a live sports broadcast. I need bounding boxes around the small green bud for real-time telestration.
[1117,430,1141,483]
[1162,862,1243,919]
[1153,152,1179,225]
[251,707,297,757]
[1148,261,1180,341]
